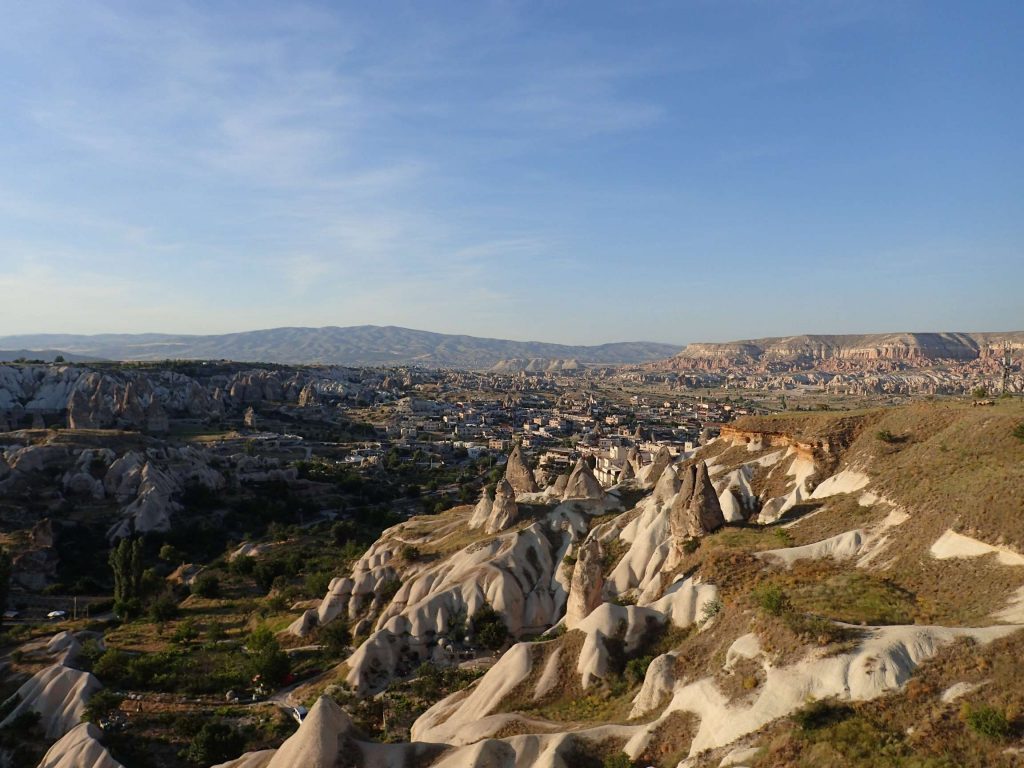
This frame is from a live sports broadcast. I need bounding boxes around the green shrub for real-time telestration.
[410,662,485,700]
[181,721,245,765]
[148,594,180,624]
[472,604,509,650]
[81,689,124,723]
[159,543,185,563]
[303,571,332,598]
[1012,422,1024,444]
[77,638,106,671]
[93,649,132,685]
[791,699,854,731]
[700,597,723,622]
[603,753,635,768]
[319,619,351,656]
[172,619,200,645]
[246,627,290,687]
[624,655,653,687]
[754,584,790,616]
[113,597,143,620]
[965,704,1010,740]
[191,573,220,599]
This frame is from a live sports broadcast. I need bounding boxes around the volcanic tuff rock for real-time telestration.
[109,462,181,538]
[11,519,59,590]
[0,661,102,739]
[297,381,319,407]
[338,519,568,695]
[626,446,640,471]
[1,428,268,542]
[37,723,125,768]
[66,372,169,432]
[489,357,583,373]
[504,444,539,494]
[467,487,494,530]
[669,461,725,541]
[0,363,376,433]
[663,331,1024,369]
[565,537,604,628]
[485,479,520,534]
[275,404,1024,767]
[643,445,673,488]
[688,461,726,536]
[652,463,681,505]
[562,458,605,501]
[549,472,569,497]
[618,458,636,482]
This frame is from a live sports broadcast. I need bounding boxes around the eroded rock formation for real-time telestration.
[670,461,725,540]
[566,537,604,628]
[504,444,539,494]
[562,458,605,501]
[485,479,520,534]
[467,487,494,530]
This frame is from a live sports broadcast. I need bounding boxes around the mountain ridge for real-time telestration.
[655,331,1024,369]
[0,325,681,369]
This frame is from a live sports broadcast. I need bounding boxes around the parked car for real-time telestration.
[2,610,19,620]
[289,706,308,724]
[47,610,68,620]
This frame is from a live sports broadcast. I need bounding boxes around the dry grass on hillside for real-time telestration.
[637,710,699,768]
[719,629,1024,768]
[735,401,1024,549]
[781,494,889,547]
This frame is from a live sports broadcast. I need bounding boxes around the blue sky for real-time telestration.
[0,1,1020,344]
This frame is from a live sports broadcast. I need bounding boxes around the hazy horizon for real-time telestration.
[4,324,1024,355]
[1,1,1021,344]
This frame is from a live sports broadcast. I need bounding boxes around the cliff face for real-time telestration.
[664,332,1024,370]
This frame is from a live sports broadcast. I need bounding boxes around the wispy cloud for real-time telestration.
[2,1,1013,341]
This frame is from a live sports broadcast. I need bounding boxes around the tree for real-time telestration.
[191,573,220,599]
[246,627,290,687]
[81,689,124,724]
[53,355,65,364]
[471,604,509,650]
[319,619,351,656]
[148,594,179,624]
[159,543,185,564]
[182,721,245,765]
[109,538,144,615]
[93,650,132,686]
[172,619,199,644]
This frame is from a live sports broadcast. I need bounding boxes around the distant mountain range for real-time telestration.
[0,349,102,363]
[0,326,682,369]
